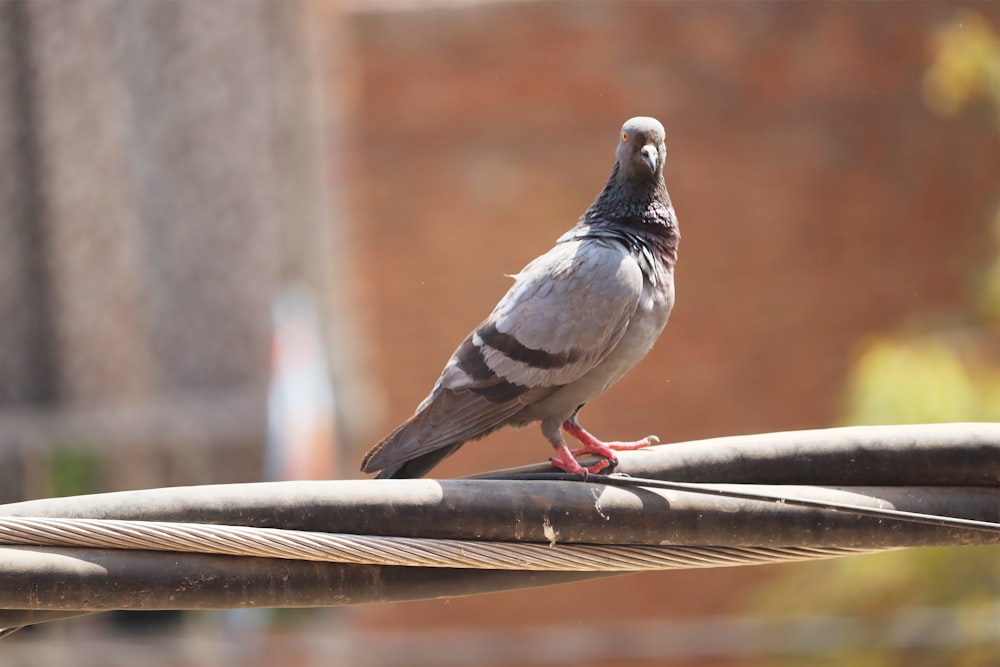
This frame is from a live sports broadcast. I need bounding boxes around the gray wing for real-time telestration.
[361,237,644,476]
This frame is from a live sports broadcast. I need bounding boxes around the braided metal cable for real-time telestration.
[0,516,880,572]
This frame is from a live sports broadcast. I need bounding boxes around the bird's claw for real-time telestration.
[549,457,587,478]
[549,456,615,478]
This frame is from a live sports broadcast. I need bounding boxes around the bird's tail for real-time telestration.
[372,442,463,479]
[361,399,466,478]
[361,385,523,478]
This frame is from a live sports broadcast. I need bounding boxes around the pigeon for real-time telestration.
[362,116,679,478]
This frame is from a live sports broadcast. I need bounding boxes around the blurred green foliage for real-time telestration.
[48,442,102,497]
[753,548,999,667]
[847,7,1000,426]
[752,10,1000,665]
[756,547,999,614]
[923,8,1000,123]
[847,336,1000,424]
[979,208,1000,321]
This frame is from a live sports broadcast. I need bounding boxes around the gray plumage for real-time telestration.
[362,117,679,478]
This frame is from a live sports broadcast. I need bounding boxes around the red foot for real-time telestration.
[562,420,659,459]
[547,421,659,478]
[549,443,614,478]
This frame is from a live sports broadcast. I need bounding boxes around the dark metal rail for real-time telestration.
[0,423,997,635]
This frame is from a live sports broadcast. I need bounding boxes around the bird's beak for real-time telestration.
[640,145,658,174]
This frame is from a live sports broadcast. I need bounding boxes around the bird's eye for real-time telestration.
[622,132,628,142]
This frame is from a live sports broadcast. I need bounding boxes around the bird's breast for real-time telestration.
[600,268,674,389]
[515,267,674,426]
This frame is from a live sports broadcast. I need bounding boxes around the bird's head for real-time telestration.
[616,116,667,180]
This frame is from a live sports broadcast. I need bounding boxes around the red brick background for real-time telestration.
[335,0,998,658]
[346,1,997,474]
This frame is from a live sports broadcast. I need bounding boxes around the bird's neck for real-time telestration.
[580,163,680,266]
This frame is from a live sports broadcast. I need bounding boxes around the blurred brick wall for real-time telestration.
[345,0,998,476]
[336,0,999,652]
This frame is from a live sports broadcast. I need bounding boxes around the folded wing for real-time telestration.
[361,238,644,476]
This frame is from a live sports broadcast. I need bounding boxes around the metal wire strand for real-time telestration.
[0,516,881,572]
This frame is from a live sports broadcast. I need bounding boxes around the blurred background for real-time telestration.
[1,0,998,665]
